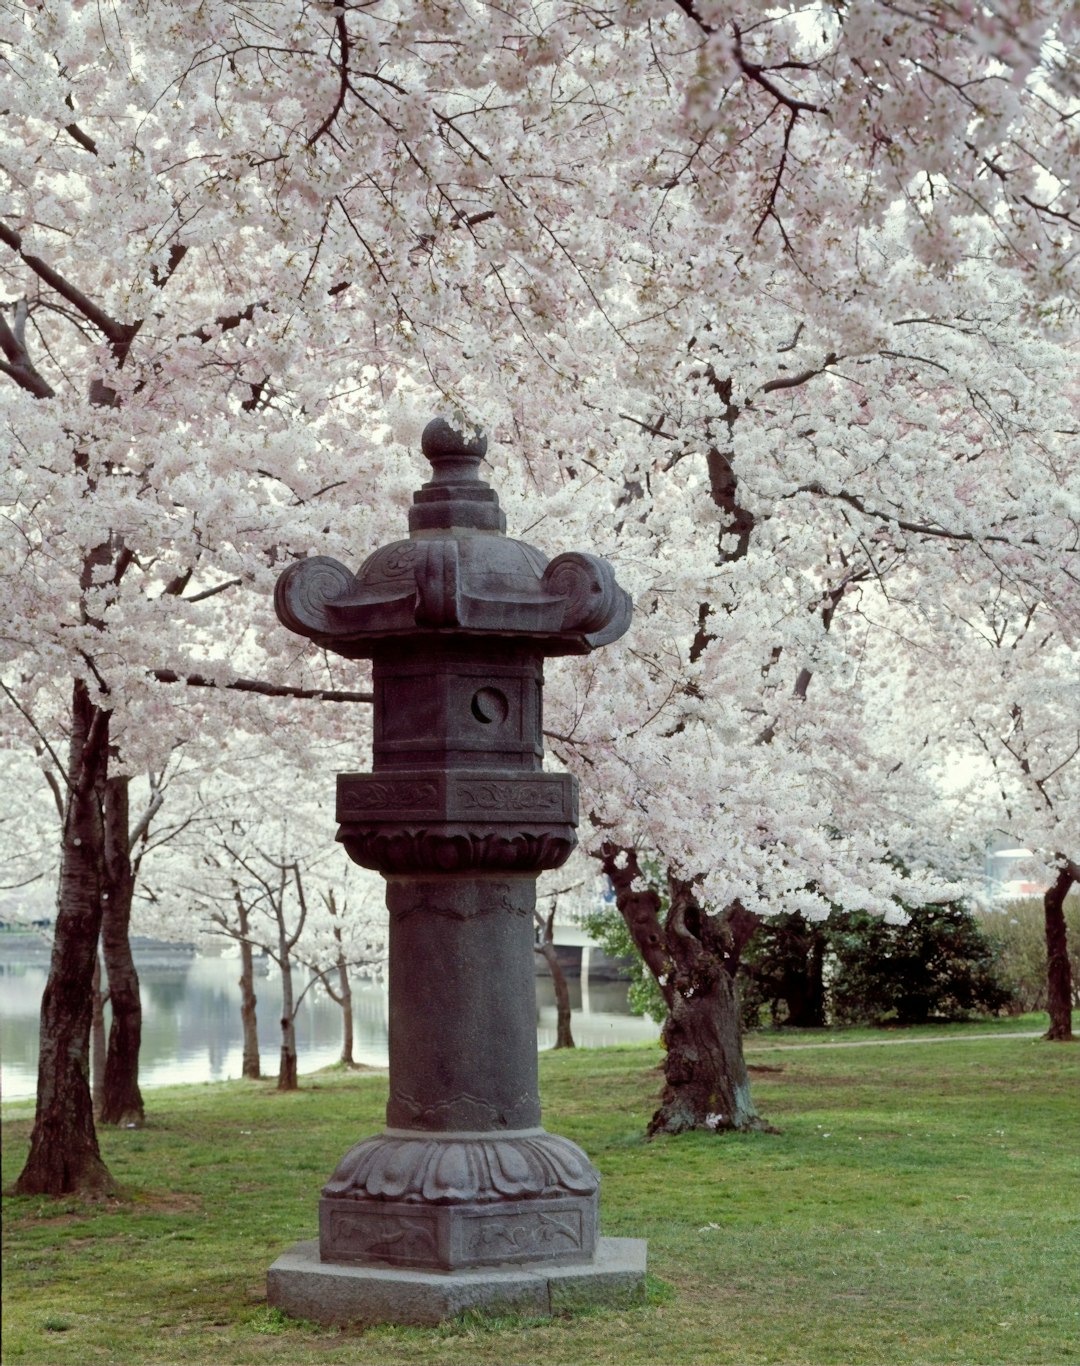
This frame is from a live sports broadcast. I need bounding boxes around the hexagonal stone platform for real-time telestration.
[267,1236,647,1327]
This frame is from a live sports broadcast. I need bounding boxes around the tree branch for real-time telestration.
[0,223,135,349]
[759,354,839,393]
[182,579,243,603]
[150,669,373,704]
[0,680,75,798]
[670,4,828,114]
[0,308,56,398]
[795,483,1071,551]
[308,11,350,146]
[596,843,675,1007]
[64,122,98,155]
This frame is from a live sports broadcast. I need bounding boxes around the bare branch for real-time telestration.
[308,11,350,146]
[0,872,47,891]
[0,309,56,398]
[150,669,373,704]
[0,223,136,350]
[183,579,243,603]
[794,483,1072,552]
[127,780,166,853]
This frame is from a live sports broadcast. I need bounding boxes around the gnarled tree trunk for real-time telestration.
[14,681,115,1196]
[98,775,144,1126]
[1044,862,1076,1042]
[654,967,762,1135]
[599,844,773,1135]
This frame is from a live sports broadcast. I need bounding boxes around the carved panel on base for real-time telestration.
[319,1193,597,1270]
[323,1205,439,1267]
[462,1207,584,1263]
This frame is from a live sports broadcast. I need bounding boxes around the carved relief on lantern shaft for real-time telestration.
[385,878,531,923]
[336,770,576,825]
[337,776,443,817]
[387,1088,539,1132]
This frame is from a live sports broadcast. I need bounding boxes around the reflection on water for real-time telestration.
[536,977,660,1050]
[0,939,657,1102]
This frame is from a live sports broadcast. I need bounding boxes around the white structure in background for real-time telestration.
[985,843,1047,903]
[538,858,622,1008]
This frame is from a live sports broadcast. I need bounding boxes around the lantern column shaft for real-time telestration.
[384,875,541,1133]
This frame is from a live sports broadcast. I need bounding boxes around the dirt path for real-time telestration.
[746,1031,1044,1052]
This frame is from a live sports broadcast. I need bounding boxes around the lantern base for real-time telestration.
[318,1127,600,1270]
[267,1236,647,1327]
[320,1190,597,1270]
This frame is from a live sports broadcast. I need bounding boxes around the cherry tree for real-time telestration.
[140,748,385,1088]
[882,577,1079,1041]
[296,878,386,1070]
[534,865,596,1051]
[3,0,1077,1185]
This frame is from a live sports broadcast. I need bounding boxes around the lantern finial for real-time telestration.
[411,417,503,534]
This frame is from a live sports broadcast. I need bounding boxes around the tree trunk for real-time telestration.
[535,905,575,1048]
[785,926,827,1028]
[90,952,107,1112]
[98,776,144,1126]
[14,681,115,1196]
[599,844,772,1136]
[236,896,261,1079]
[337,955,355,1066]
[651,969,770,1135]
[1044,864,1076,1042]
[278,1020,298,1090]
[277,950,298,1091]
[806,933,826,1026]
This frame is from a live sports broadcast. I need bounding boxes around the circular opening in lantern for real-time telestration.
[471,687,509,725]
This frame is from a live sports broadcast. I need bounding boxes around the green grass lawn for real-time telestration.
[3,1020,1078,1365]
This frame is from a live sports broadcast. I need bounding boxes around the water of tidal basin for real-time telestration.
[0,940,659,1103]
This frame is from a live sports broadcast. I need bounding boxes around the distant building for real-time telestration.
[984,842,1047,902]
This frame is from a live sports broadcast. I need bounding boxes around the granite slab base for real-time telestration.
[267,1236,647,1327]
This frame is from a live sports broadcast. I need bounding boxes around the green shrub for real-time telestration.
[585,886,1016,1032]
[581,900,667,1025]
[740,912,829,1029]
[829,901,1013,1025]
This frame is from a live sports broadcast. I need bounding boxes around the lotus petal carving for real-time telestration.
[323,1130,599,1204]
[339,826,575,874]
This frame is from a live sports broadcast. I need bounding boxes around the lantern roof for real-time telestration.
[274,419,631,659]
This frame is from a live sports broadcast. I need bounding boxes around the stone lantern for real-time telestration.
[266,419,645,1325]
